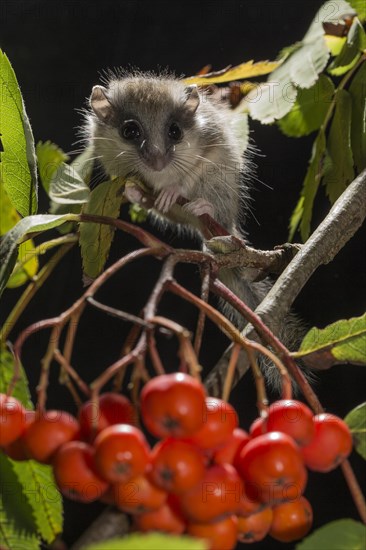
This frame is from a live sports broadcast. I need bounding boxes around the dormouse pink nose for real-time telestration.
[150,154,168,172]
[143,144,170,172]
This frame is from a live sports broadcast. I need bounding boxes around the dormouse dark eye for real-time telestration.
[168,122,182,141]
[121,120,141,140]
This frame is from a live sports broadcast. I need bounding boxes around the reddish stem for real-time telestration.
[194,265,210,357]
[341,459,366,524]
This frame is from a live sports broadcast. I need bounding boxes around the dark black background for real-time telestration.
[0,1,365,548]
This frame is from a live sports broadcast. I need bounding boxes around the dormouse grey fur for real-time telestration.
[85,71,305,390]
[86,73,249,235]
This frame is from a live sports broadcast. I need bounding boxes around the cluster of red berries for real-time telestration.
[0,374,353,549]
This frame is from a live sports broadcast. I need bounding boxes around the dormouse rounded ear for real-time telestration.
[184,85,200,114]
[90,85,112,121]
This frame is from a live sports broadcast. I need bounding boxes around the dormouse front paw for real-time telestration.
[183,198,215,219]
[155,185,182,213]
[124,184,144,205]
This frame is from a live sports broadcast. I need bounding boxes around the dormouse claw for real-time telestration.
[183,198,215,219]
[155,186,181,213]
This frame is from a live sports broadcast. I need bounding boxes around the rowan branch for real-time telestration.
[205,235,302,276]
[205,168,366,395]
[13,171,366,549]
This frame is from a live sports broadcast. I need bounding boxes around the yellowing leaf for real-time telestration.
[0,181,39,288]
[324,35,347,55]
[184,60,280,85]
[239,81,258,96]
[6,239,39,288]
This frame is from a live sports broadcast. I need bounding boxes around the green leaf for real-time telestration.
[349,0,366,21]
[328,18,365,76]
[278,75,335,137]
[345,403,366,460]
[289,130,326,241]
[294,312,366,369]
[0,214,78,298]
[246,78,297,124]
[22,106,38,214]
[251,1,356,125]
[0,454,40,550]
[129,203,148,223]
[85,534,206,550]
[250,0,355,127]
[70,145,95,184]
[296,519,366,550]
[287,38,330,89]
[0,349,63,546]
[288,196,305,242]
[0,347,33,408]
[80,179,125,279]
[247,31,330,124]
[36,141,69,194]
[49,162,90,208]
[0,454,62,549]
[349,61,366,172]
[0,49,37,217]
[11,459,63,545]
[47,153,92,234]
[323,89,355,203]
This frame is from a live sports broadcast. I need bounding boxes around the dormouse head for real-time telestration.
[89,77,201,177]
